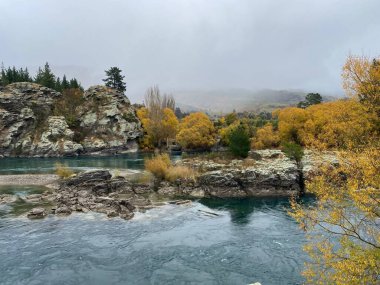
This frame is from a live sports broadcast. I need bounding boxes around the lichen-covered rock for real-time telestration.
[0,83,141,157]
[176,150,301,197]
[30,116,83,156]
[78,85,142,154]
[301,150,339,181]
[56,170,141,219]
[0,83,61,156]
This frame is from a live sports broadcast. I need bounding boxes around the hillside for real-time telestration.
[175,89,336,114]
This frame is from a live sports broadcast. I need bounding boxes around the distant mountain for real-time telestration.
[174,88,336,114]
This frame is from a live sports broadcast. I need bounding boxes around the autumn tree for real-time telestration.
[251,123,280,149]
[290,55,380,284]
[103,67,126,93]
[343,55,380,117]
[290,147,380,284]
[225,111,238,125]
[176,112,216,150]
[137,86,178,149]
[275,107,308,145]
[274,100,377,149]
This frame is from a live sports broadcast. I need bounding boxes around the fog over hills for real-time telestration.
[174,89,337,114]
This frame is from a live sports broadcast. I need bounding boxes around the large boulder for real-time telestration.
[57,170,139,219]
[78,86,142,154]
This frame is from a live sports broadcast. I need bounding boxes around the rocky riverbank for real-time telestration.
[0,149,338,220]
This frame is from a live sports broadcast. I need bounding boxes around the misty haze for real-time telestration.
[1,1,379,285]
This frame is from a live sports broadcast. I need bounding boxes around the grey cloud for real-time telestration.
[1,0,379,102]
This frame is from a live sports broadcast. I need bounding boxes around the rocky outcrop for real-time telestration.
[55,170,151,219]
[173,150,301,197]
[301,150,339,181]
[0,83,141,157]
[78,86,141,155]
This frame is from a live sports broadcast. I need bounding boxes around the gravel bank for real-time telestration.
[0,174,59,186]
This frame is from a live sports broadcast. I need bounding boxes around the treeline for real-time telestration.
[0,62,83,92]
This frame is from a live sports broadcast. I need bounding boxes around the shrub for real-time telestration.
[251,123,280,149]
[55,163,74,178]
[165,166,196,183]
[144,154,171,180]
[227,123,250,158]
[282,142,304,165]
[176,112,216,150]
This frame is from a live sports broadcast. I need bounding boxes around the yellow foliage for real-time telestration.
[137,107,179,149]
[144,154,171,179]
[342,55,380,116]
[290,146,380,284]
[302,100,376,149]
[55,163,74,179]
[251,123,280,149]
[165,165,196,183]
[276,100,376,149]
[176,112,217,150]
[145,154,196,182]
[219,120,240,146]
[276,107,309,144]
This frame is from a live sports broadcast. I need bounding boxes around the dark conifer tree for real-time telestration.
[34,62,56,89]
[103,67,126,93]
[61,75,70,90]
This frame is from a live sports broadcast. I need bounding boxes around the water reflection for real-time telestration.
[200,197,292,225]
[0,153,182,174]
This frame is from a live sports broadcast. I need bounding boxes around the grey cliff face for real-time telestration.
[0,83,142,157]
[78,85,141,154]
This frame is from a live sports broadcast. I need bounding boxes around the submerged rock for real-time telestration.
[27,207,47,219]
[0,194,17,204]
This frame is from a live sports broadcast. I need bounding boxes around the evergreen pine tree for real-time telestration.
[0,63,5,86]
[102,66,126,93]
[55,77,62,92]
[61,75,70,90]
[35,62,56,89]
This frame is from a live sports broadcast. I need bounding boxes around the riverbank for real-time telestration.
[0,149,338,220]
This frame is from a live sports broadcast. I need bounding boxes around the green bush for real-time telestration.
[282,142,304,164]
[227,123,250,158]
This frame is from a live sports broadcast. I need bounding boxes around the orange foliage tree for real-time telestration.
[251,123,280,149]
[176,112,216,150]
[290,55,380,284]
[273,100,376,149]
[137,106,178,150]
[342,55,380,116]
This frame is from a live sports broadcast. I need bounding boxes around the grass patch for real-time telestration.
[55,163,74,178]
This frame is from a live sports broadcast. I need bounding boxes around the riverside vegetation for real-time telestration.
[0,55,379,284]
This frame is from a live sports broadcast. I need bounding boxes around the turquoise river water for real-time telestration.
[0,155,308,285]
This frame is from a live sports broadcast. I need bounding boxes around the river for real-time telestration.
[0,155,308,285]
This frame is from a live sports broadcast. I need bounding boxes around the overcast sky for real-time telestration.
[1,0,379,102]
